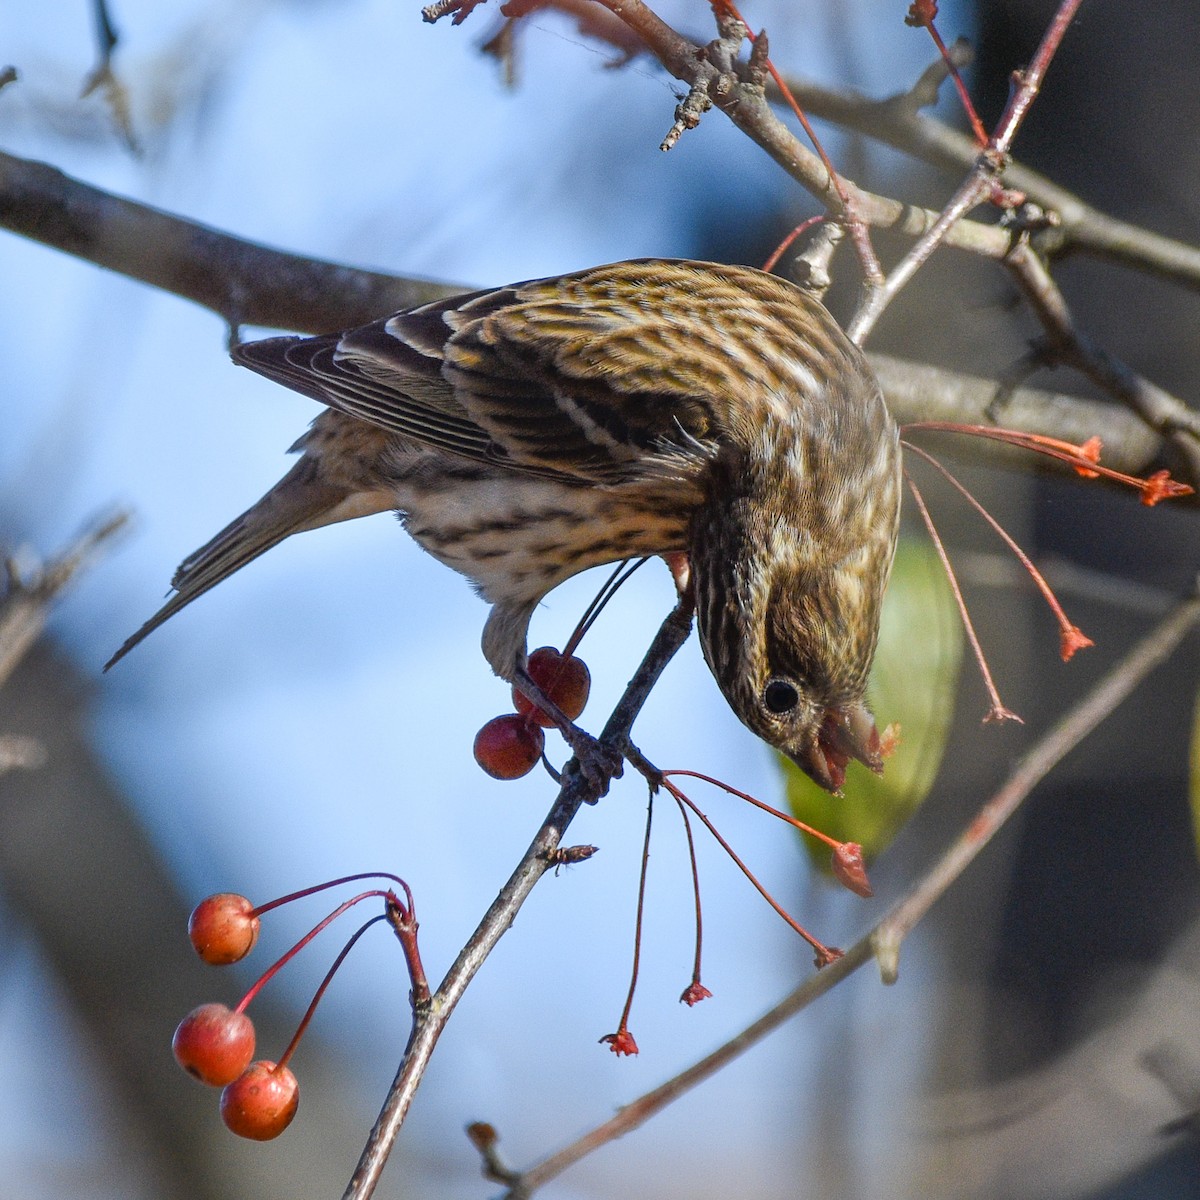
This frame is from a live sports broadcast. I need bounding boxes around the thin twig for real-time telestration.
[1004,241,1200,484]
[0,512,130,691]
[341,596,695,1200]
[578,0,1019,263]
[846,0,1085,344]
[764,64,1200,294]
[500,584,1200,1198]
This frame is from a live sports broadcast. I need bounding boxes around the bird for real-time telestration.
[108,259,903,792]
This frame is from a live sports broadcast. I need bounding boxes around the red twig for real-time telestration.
[660,777,841,967]
[902,441,1094,661]
[904,471,1022,724]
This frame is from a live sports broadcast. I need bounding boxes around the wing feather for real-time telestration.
[231,259,853,484]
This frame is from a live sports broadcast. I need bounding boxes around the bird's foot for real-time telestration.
[513,667,623,797]
[559,725,624,798]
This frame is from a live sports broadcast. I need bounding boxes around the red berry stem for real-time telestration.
[250,872,414,919]
[669,795,710,1005]
[275,914,388,1071]
[660,777,842,968]
[903,441,1094,661]
[384,892,431,1011]
[663,769,875,900]
[904,1,990,148]
[234,889,394,1015]
[562,556,648,658]
[603,792,654,1057]
[662,769,844,850]
[905,471,1023,725]
[902,422,1194,505]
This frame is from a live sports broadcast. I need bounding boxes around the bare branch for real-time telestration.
[575,0,1015,263]
[0,150,461,336]
[869,355,1164,475]
[342,597,695,1200]
[768,67,1200,294]
[1005,242,1200,482]
[0,147,1175,476]
[0,511,129,691]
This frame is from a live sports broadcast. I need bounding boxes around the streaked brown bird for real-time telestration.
[109,259,902,791]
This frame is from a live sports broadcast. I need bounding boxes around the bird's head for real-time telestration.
[690,420,902,793]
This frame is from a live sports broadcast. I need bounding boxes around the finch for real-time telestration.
[109,259,902,791]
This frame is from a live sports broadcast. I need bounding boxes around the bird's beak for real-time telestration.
[789,702,884,794]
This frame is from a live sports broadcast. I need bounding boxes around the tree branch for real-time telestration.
[768,67,1200,294]
[0,150,460,336]
[342,596,695,1200]
[0,510,129,690]
[495,582,1200,1198]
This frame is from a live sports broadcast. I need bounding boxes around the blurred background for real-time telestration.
[1,0,1198,1197]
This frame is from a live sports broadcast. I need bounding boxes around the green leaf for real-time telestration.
[783,534,964,866]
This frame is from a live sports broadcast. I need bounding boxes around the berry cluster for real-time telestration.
[474,646,591,779]
[172,893,298,1139]
[172,876,422,1140]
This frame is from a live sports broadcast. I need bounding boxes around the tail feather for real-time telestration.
[105,458,353,671]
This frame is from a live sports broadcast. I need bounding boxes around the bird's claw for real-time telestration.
[561,726,623,798]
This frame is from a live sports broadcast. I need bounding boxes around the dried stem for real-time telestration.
[499,584,1200,1198]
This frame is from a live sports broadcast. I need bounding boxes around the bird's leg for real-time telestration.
[512,668,623,797]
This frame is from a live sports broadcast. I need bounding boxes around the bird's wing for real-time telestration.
[233,260,836,481]
[232,327,500,464]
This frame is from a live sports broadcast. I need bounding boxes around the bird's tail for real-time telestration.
[105,457,359,670]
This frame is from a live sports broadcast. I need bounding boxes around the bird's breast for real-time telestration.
[389,468,694,603]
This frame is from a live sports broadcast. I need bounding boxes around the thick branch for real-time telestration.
[0,150,460,334]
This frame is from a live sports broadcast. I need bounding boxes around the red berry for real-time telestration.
[172,1003,256,1086]
[473,714,544,779]
[513,646,591,727]
[189,893,260,965]
[220,1060,299,1140]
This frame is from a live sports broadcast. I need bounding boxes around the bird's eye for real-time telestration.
[763,679,800,714]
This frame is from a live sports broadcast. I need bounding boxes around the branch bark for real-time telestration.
[0,150,461,336]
